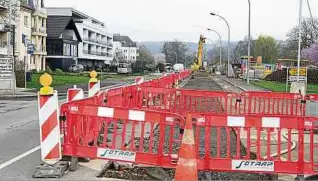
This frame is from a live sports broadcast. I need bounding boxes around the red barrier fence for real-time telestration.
[58,70,318,176]
[60,101,318,174]
[107,86,306,117]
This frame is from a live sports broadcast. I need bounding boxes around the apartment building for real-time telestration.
[46,8,113,70]
[30,0,47,71]
[0,5,8,57]
[0,0,47,71]
[113,34,139,63]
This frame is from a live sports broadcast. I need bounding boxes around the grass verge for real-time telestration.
[251,80,318,94]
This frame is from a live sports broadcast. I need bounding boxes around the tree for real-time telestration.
[138,45,155,66]
[161,40,189,64]
[285,18,318,58]
[254,35,279,63]
[0,0,20,23]
[302,43,318,64]
[233,36,255,61]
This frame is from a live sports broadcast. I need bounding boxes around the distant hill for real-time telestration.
[138,41,237,55]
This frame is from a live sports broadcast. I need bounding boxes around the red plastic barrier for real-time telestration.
[59,101,318,174]
[60,103,185,168]
[229,91,305,116]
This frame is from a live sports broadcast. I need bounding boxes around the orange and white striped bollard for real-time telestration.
[37,73,62,165]
[67,85,84,102]
[88,70,100,97]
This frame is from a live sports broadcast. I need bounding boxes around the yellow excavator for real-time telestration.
[191,35,206,72]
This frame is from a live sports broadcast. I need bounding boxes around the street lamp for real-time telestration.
[247,0,251,85]
[297,0,303,81]
[174,52,178,64]
[207,28,222,68]
[210,12,231,77]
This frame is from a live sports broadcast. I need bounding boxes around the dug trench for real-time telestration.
[100,73,278,180]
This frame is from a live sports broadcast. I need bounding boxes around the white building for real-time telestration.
[113,34,138,63]
[46,8,113,70]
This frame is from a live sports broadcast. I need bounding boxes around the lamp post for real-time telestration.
[297,0,303,81]
[210,12,231,77]
[207,28,222,68]
[174,52,178,64]
[247,0,251,85]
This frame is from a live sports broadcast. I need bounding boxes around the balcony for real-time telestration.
[83,49,89,54]
[33,8,47,18]
[89,37,96,43]
[83,37,90,41]
[32,27,47,36]
[33,45,47,55]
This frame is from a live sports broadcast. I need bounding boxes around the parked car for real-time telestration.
[69,64,84,72]
[117,63,132,74]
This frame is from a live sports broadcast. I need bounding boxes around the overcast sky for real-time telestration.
[45,0,318,42]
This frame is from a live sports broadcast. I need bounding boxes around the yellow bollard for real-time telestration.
[88,70,100,97]
[39,73,54,95]
[89,70,98,83]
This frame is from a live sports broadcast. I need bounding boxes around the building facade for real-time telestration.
[0,0,47,71]
[46,8,113,71]
[30,0,47,71]
[46,16,81,71]
[0,5,9,57]
[113,34,139,63]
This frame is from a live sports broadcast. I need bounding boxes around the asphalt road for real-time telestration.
[0,83,122,181]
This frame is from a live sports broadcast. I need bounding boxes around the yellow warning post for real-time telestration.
[39,73,54,95]
[89,70,98,83]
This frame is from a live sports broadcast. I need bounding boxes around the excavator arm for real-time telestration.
[191,35,206,72]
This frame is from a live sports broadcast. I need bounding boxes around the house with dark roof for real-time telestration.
[46,16,82,71]
[113,34,139,63]
[46,8,113,71]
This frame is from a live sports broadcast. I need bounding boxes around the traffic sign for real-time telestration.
[288,76,307,82]
[289,67,306,76]
[27,44,35,54]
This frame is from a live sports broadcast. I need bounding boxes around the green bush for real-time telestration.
[45,66,53,74]
[55,69,64,75]
[31,69,38,74]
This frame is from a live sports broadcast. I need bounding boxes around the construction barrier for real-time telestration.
[38,74,62,165]
[88,71,100,97]
[67,85,84,102]
[135,76,144,85]
[60,103,185,168]
[36,69,318,178]
[59,100,318,174]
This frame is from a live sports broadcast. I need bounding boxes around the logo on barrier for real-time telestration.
[97,148,136,162]
[232,160,274,172]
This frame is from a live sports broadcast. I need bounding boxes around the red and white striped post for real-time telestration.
[88,70,100,97]
[67,85,84,102]
[37,73,61,165]
[135,76,144,85]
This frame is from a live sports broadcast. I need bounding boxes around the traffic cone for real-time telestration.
[174,114,198,181]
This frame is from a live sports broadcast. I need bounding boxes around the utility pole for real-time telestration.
[7,0,12,58]
[297,0,303,82]
[247,0,251,85]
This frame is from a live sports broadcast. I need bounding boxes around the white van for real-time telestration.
[117,63,132,74]
[173,63,185,73]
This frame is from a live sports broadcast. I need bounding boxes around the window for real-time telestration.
[24,16,28,27]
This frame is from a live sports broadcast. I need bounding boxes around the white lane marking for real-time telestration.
[0,84,123,170]
[0,146,40,170]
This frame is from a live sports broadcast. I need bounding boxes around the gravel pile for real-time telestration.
[103,74,277,180]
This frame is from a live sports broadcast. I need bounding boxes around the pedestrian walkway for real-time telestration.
[220,76,267,91]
